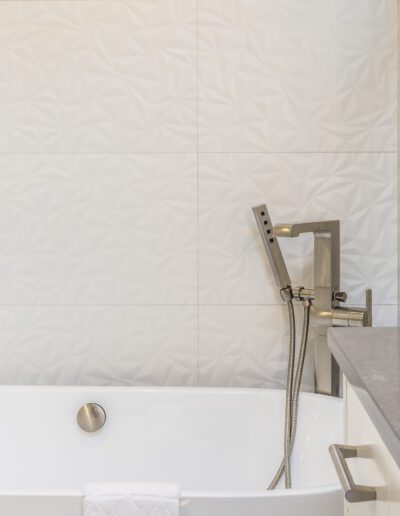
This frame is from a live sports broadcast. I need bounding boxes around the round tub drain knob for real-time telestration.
[77,403,106,432]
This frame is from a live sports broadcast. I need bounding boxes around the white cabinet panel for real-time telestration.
[386,451,400,516]
[344,379,400,516]
[345,380,389,516]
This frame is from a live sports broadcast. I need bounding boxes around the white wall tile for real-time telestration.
[372,305,398,327]
[0,0,197,152]
[0,153,197,304]
[198,0,397,152]
[0,305,197,385]
[199,304,315,391]
[199,152,397,306]
[0,0,396,389]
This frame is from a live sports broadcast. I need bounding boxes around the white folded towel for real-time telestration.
[83,483,180,516]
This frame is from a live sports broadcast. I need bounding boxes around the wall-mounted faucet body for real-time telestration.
[253,205,372,397]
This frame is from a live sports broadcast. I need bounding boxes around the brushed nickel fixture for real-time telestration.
[253,204,372,398]
[252,204,292,293]
[272,218,372,396]
[77,403,106,433]
[253,204,372,490]
[329,444,377,503]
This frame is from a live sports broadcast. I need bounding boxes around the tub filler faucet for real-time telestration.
[253,205,372,397]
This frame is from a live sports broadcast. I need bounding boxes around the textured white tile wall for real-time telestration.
[0,306,198,385]
[0,0,396,387]
[198,0,397,152]
[0,154,197,304]
[0,0,197,152]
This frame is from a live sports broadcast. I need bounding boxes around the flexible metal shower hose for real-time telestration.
[267,301,311,490]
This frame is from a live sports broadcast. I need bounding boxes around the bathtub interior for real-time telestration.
[0,387,342,494]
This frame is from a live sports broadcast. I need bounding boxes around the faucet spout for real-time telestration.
[274,220,340,310]
[274,221,340,239]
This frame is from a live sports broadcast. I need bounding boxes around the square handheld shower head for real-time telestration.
[252,204,292,291]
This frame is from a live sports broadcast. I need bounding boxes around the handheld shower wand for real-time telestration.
[252,204,311,490]
[252,205,292,296]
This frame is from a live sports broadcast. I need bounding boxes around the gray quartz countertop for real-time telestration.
[328,327,400,468]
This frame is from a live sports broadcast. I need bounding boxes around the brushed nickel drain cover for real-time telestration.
[77,403,106,433]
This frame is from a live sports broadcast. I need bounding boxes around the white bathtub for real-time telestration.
[0,386,342,516]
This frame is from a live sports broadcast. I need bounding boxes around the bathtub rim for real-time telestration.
[0,385,342,498]
[0,483,341,500]
[0,384,345,400]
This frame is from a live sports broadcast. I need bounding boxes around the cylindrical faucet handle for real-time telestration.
[329,289,373,327]
[365,289,373,327]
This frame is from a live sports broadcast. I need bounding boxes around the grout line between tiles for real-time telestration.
[398,0,400,326]
[196,0,200,387]
[0,303,395,307]
[0,151,396,156]
[197,151,398,155]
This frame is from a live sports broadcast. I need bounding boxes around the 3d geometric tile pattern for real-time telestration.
[0,154,197,305]
[0,306,198,386]
[372,306,399,328]
[0,0,197,153]
[199,304,316,391]
[0,0,396,387]
[198,152,397,307]
[198,0,397,152]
